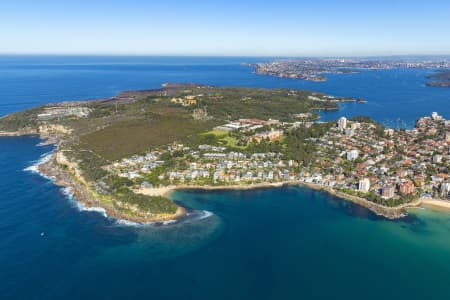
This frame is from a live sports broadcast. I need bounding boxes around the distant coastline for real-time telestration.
[426,70,450,88]
[2,84,449,223]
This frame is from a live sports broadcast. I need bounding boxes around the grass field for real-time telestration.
[79,116,217,161]
[202,129,246,149]
[203,129,228,138]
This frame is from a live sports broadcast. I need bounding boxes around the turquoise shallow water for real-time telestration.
[1,56,450,299]
[3,137,450,300]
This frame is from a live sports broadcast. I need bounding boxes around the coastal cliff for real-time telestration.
[38,152,185,223]
[1,84,448,223]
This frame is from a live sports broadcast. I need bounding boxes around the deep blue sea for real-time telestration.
[1,56,450,300]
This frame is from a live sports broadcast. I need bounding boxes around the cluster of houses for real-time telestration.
[108,112,449,203]
[37,106,90,120]
[111,152,165,180]
[214,118,278,132]
[250,128,284,143]
[170,95,198,106]
[110,141,300,186]
[213,118,285,144]
[303,113,450,200]
[166,155,297,183]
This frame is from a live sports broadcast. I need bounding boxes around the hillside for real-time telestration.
[0,84,344,222]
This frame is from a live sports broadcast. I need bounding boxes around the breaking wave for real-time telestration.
[114,210,214,227]
[61,187,108,218]
[23,151,215,227]
[23,151,55,181]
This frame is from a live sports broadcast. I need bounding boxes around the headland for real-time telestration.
[1,83,449,222]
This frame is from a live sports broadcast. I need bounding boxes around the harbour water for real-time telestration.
[1,56,450,299]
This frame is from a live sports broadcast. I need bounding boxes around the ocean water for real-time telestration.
[1,56,450,299]
[0,56,449,126]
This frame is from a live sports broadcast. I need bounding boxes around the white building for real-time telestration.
[358,178,370,193]
[346,150,359,161]
[441,183,450,199]
[384,128,395,136]
[338,117,347,130]
[433,155,443,164]
[345,128,355,137]
[431,112,442,121]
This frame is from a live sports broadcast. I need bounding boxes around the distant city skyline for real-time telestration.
[2,0,450,56]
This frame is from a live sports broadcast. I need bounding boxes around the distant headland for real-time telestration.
[0,83,449,222]
[426,71,450,87]
[245,58,450,85]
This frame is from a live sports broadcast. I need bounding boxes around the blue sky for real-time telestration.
[1,0,450,56]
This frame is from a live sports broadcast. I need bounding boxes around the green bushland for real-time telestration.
[0,107,43,132]
[78,115,218,161]
[0,85,343,216]
[116,185,177,214]
[195,87,336,121]
[285,122,333,164]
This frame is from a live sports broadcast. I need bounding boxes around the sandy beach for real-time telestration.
[135,180,450,219]
[33,147,450,222]
[38,153,186,224]
[136,182,286,197]
[419,198,450,212]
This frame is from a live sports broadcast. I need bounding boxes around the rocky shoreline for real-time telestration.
[2,130,448,222]
[139,181,424,220]
[35,151,442,221]
[295,182,418,219]
[12,134,448,222]
[37,154,185,224]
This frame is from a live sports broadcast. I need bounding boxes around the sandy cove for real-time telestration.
[139,181,415,217]
[33,157,450,220]
[419,198,450,212]
[295,181,420,219]
[136,182,286,197]
[38,154,185,224]
[137,181,450,219]
[13,131,446,221]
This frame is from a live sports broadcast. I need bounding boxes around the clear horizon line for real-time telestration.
[1,53,450,58]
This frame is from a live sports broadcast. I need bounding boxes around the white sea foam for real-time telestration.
[24,151,54,173]
[198,210,214,220]
[115,219,143,227]
[24,152,215,226]
[24,151,56,181]
[162,219,178,225]
[113,210,213,227]
[114,218,176,227]
[61,186,74,199]
[62,186,108,218]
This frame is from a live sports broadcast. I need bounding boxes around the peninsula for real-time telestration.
[0,84,449,222]
[248,58,450,83]
[426,71,450,87]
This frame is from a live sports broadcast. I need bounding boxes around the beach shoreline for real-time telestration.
[136,180,450,220]
[37,153,186,224]
[419,198,450,212]
[10,131,449,222]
